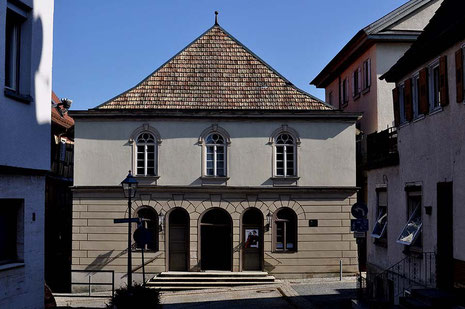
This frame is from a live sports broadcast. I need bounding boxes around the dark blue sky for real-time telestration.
[53,0,407,110]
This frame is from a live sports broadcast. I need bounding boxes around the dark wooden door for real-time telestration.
[242,208,263,271]
[169,208,189,271]
[437,182,453,289]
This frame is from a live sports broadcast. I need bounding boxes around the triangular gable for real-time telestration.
[96,25,330,111]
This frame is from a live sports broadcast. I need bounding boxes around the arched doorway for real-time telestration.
[200,208,232,271]
[168,208,189,271]
[242,208,263,271]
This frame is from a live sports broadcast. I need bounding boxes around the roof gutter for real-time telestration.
[69,109,362,121]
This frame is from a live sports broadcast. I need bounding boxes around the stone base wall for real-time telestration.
[0,175,45,309]
[71,189,358,291]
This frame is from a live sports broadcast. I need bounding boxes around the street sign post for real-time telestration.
[351,218,369,232]
[351,202,368,219]
[133,225,152,285]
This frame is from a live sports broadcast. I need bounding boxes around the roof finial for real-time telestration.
[214,11,219,25]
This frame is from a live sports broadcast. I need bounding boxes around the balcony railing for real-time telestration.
[365,127,399,169]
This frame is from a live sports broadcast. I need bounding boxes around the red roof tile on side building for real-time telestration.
[96,25,331,111]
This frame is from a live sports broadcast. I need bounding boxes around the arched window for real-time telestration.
[205,133,226,177]
[136,207,158,251]
[275,133,296,177]
[136,132,156,176]
[273,208,297,252]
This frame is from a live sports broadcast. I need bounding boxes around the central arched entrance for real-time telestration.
[200,208,232,271]
[168,208,189,271]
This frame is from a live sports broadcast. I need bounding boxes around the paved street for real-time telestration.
[291,278,357,309]
[55,278,358,308]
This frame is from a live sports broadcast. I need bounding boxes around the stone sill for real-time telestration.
[0,262,25,271]
[4,88,33,104]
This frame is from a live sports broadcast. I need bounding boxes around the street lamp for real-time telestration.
[121,171,138,290]
[266,211,272,232]
[158,210,165,232]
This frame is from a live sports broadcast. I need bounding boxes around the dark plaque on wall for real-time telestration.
[308,219,318,227]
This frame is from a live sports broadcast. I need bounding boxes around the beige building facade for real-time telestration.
[71,22,360,290]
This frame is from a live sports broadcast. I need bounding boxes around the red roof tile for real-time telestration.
[96,25,330,111]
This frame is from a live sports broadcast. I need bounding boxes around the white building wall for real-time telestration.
[74,119,356,188]
[367,39,465,274]
[0,0,54,308]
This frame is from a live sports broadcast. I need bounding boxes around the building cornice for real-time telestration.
[71,185,359,194]
[69,109,361,121]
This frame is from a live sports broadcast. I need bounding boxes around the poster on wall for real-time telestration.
[244,229,259,248]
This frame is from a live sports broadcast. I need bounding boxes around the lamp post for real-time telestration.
[266,211,272,232]
[158,210,165,232]
[121,171,138,290]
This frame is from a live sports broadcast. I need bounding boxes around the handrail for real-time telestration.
[365,252,436,302]
[70,270,114,298]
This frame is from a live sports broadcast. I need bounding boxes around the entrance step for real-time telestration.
[146,271,276,291]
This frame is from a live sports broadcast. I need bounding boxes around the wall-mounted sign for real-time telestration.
[351,218,369,232]
[308,220,318,227]
[244,229,259,248]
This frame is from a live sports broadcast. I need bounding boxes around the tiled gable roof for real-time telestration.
[96,25,330,111]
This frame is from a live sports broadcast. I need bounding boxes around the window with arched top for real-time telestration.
[273,208,297,252]
[136,207,158,251]
[136,132,156,176]
[205,133,226,177]
[275,133,297,177]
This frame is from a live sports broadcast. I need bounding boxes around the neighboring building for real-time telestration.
[0,0,54,308]
[311,0,442,270]
[45,92,74,292]
[365,0,465,304]
[70,21,360,290]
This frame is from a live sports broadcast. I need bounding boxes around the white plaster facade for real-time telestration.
[0,0,54,308]
[74,119,356,188]
[367,39,465,286]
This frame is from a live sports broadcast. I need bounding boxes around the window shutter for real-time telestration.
[404,78,413,121]
[358,68,362,93]
[351,73,355,96]
[419,67,429,114]
[393,87,400,126]
[456,48,463,102]
[367,59,371,87]
[439,55,449,106]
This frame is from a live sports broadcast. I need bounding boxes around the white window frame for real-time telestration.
[129,125,161,178]
[135,132,157,177]
[341,78,349,106]
[274,133,297,177]
[428,59,441,111]
[352,68,361,98]
[371,189,388,239]
[396,191,422,246]
[462,45,465,101]
[362,58,371,90]
[411,73,420,118]
[204,133,227,177]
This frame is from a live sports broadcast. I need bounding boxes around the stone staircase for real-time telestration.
[146,271,277,291]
